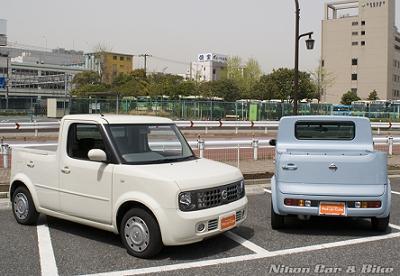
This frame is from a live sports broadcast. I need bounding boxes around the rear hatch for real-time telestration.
[276,150,387,196]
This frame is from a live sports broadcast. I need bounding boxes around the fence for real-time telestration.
[1,136,399,169]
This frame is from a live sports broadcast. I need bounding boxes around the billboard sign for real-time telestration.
[198,53,228,63]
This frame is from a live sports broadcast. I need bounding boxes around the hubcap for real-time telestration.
[14,193,29,220]
[124,216,150,252]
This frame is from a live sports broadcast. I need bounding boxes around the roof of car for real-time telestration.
[62,114,173,124]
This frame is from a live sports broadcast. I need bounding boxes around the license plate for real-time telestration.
[220,213,236,230]
[319,202,346,216]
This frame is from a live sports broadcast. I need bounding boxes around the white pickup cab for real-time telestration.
[9,115,247,258]
[270,116,390,231]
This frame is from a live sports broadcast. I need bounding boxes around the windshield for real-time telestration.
[108,124,195,164]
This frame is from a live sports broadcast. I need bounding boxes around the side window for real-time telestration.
[67,124,106,160]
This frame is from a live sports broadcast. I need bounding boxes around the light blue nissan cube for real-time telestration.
[270,116,391,231]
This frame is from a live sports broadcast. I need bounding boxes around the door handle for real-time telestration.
[61,167,71,174]
[282,163,298,171]
[26,161,34,168]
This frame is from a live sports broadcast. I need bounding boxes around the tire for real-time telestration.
[371,215,390,232]
[12,186,39,225]
[271,200,285,230]
[120,208,163,258]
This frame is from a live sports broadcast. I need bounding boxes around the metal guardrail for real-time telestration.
[1,136,399,168]
[0,120,399,134]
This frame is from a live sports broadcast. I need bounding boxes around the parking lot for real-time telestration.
[1,178,400,276]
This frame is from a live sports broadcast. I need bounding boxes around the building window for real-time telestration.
[113,56,117,60]
[213,69,216,74]
[120,56,124,61]
[361,31,366,35]
[361,21,366,26]
[361,41,366,46]
[352,31,358,36]
[352,73,358,81]
[352,21,359,26]
[321,60,325,67]
[352,41,359,46]
[351,88,358,93]
[352,58,358,66]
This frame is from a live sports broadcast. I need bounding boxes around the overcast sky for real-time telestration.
[1,0,399,74]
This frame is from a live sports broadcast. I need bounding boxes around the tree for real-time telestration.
[368,90,379,101]
[251,68,315,102]
[210,79,241,102]
[72,71,101,87]
[242,58,262,98]
[249,75,276,100]
[224,56,243,81]
[71,71,110,96]
[341,90,361,105]
[92,42,113,83]
[310,62,335,102]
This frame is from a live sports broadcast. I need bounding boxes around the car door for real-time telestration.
[59,121,114,224]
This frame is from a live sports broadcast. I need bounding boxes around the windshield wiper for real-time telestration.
[164,155,197,163]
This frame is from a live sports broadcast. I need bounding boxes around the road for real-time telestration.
[1,178,400,276]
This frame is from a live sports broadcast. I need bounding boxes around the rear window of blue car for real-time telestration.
[295,121,355,140]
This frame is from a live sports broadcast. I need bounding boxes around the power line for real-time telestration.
[151,55,190,66]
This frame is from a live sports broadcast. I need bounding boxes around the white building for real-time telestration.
[321,0,400,103]
[190,53,228,82]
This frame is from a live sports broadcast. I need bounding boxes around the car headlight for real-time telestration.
[178,192,197,211]
[237,179,245,196]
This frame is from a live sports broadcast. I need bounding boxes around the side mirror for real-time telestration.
[269,139,276,146]
[88,149,107,162]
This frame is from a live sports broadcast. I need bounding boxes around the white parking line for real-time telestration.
[37,222,59,276]
[80,253,266,276]
[390,223,400,231]
[392,191,400,195]
[267,231,400,257]
[224,231,270,255]
[82,229,400,276]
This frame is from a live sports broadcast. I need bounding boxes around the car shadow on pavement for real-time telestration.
[273,216,395,237]
[45,215,253,261]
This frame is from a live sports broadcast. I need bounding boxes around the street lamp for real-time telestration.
[293,0,314,115]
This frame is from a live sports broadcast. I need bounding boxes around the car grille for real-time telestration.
[208,219,218,231]
[236,210,243,222]
[196,181,244,210]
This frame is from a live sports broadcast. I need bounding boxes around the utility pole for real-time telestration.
[293,0,314,115]
[138,54,152,76]
[5,53,9,110]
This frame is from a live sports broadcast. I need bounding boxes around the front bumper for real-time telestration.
[273,184,391,219]
[159,196,248,246]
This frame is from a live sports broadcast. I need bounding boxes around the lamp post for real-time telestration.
[293,0,314,115]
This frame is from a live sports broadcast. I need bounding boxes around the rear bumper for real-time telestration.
[272,182,391,218]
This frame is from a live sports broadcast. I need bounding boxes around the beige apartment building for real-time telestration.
[321,0,400,103]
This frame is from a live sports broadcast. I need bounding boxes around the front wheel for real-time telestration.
[120,208,163,258]
[12,186,39,225]
[271,200,285,230]
[371,215,390,232]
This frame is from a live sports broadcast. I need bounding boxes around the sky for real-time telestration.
[1,0,400,75]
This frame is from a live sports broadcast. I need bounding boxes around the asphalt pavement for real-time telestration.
[1,179,400,276]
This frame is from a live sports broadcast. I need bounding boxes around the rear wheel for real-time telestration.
[271,200,285,229]
[371,215,390,232]
[12,186,39,225]
[120,208,163,258]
